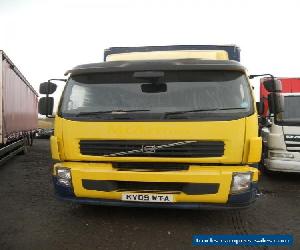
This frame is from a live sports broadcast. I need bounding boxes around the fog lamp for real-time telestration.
[230,172,252,194]
[56,168,72,187]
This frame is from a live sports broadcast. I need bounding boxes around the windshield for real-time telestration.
[281,95,300,123]
[60,70,253,120]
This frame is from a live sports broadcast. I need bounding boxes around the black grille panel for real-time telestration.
[113,162,189,171]
[82,180,220,195]
[80,140,224,157]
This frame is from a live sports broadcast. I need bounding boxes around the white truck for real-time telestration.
[260,77,300,173]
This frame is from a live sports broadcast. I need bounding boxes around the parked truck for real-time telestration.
[260,77,300,172]
[0,50,38,164]
[37,118,54,138]
[38,45,282,209]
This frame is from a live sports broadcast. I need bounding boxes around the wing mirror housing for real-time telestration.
[38,79,66,117]
[268,92,284,114]
[249,74,283,125]
[38,81,57,117]
[256,76,283,115]
[263,79,282,92]
[39,81,57,95]
[38,97,54,116]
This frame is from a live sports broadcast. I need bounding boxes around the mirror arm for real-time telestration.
[249,73,275,79]
[48,79,67,83]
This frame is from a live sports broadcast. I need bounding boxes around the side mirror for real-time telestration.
[256,101,264,115]
[274,93,284,113]
[38,97,54,116]
[268,93,284,114]
[263,79,282,92]
[39,82,57,95]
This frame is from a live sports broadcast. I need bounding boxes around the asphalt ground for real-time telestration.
[0,139,299,250]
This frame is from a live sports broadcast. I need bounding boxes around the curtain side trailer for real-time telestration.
[0,50,38,164]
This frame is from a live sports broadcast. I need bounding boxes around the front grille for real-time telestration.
[285,143,300,152]
[113,162,189,171]
[79,140,224,157]
[82,180,220,195]
[284,134,300,152]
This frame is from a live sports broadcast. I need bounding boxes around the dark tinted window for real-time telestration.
[60,71,252,120]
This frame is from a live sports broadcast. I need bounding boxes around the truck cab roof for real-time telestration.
[66,59,246,76]
[104,45,241,61]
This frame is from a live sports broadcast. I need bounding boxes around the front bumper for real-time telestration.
[52,162,259,209]
[265,158,300,173]
[54,180,258,210]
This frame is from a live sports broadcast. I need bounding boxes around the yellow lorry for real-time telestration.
[39,45,269,209]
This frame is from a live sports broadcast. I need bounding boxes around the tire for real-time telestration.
[18,136,30,155]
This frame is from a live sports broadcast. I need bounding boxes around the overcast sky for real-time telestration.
[1,0,300,101]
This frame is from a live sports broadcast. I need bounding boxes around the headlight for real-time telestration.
[230,172,252,194]
[270,152,294,159]
[56,167,72,187]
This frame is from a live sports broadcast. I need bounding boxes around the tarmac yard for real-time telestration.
[0,139,299,250]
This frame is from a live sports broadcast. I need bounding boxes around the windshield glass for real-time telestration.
[60,70,253,120]
[281,95,300,123]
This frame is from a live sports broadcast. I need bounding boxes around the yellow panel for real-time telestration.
[242,114,262,163]
[50,136,60,160]
[54,162,258,203]
[53,115,66,160]
[248,137,262,163]
[106,50,229,61]
[58,117,246,164]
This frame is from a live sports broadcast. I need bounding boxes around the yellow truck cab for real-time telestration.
[39,45,262,209]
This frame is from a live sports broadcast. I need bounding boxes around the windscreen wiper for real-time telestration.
[75,109,151,117]
[164,107,247,118]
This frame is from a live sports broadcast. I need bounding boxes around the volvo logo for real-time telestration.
[102,140,197,157]
[141,145,156,153]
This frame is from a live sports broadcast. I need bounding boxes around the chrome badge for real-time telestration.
[141,145,156,153]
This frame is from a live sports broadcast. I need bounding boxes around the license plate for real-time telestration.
[122,193,174,202]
